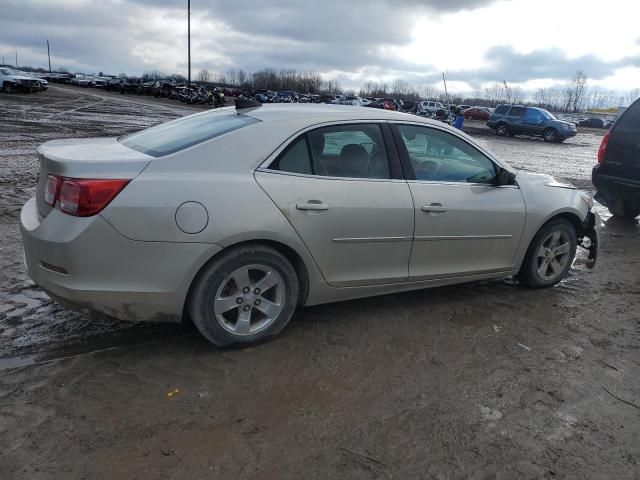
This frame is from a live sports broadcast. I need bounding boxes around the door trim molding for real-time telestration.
[414,234,512,241]
[332,236,412,243]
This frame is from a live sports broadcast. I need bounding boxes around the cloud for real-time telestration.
[0,0,637,92]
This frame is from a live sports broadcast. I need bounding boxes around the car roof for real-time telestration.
[242,103,434,123]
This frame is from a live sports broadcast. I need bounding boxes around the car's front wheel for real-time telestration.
[519,218,577,288]
[543,128,559,142]
[188,245,299,347]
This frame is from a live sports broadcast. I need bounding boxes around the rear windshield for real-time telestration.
[120,111,260,157]
[615,99,640,134]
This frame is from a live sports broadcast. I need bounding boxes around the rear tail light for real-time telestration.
[46,176,129,216]
[597,130,611,164]
[44,175,59,205]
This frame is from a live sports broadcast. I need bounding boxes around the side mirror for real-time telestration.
[496,168,516,186]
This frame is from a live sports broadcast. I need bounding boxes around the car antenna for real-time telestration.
[235,97,262,113]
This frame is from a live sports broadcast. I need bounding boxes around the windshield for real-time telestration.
[540,109,556,120]
[120,110,260,157]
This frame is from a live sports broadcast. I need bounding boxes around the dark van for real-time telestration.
[592,98,640,219]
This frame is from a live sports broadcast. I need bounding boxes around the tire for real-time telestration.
[188,245,299,347]
[519,218,577,288]
[607,197,640,219]
[543,128,559,142]
[496,123,509,137]
[3,82,15,94]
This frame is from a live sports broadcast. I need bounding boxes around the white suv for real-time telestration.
[419,100,445,116]
[0,67,42,93]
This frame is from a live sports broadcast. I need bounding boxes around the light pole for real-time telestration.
[187,0,191,88]
[47,39,52,73]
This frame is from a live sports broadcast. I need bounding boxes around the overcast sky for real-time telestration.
[1,0,639,92]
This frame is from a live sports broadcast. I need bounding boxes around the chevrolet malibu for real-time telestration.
[20,101,599,347]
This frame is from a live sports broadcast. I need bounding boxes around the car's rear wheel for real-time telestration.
[519,219,577,288]
[188,245,299,347]
[496,123,509,136]
[608,197,640,219]
[543,128,559,142]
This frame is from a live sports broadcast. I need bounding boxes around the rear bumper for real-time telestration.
[20,197,221,323]
[592,165,640,206]
[561,130,577,139]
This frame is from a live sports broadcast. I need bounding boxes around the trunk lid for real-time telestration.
[36,137,152,217]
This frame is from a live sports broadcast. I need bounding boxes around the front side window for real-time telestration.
[495,105,510,115]
[396,124,497,183]
[509,106,527,117]
[270,124,391,179]
[525,109,543,123]
[120,111,260,157]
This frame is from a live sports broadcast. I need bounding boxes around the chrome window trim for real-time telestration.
[406,179,520,189]
[255,168,408,183]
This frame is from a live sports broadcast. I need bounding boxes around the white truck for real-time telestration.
[418,100,445,117]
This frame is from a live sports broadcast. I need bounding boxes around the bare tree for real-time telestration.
[571,71,588,112]
[197,69,210,84]
[623,88,640,107]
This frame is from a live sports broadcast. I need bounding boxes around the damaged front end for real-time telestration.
[577,211,600,269]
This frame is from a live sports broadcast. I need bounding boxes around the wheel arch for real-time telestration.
[182,237,311,323]
[519,210,583,269]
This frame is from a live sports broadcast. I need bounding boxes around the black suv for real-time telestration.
[592,97,640,219]
[487,105,577,142]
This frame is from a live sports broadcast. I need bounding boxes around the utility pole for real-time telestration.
[187,0,191,88]
[15,50,18,69]
[442,72,449,107]
[47,39,52,72]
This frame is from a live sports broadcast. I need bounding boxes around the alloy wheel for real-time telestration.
[536,231,571,281]
[214,264,285,335]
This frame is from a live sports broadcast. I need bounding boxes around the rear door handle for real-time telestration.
[296,201,329,211]
[421,203,447,213]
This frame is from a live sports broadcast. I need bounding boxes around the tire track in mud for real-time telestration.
[0,88,191,361]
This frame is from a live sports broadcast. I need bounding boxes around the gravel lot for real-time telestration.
[1,87,638,479]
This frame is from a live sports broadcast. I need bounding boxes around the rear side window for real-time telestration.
[615,99,640,134]
[270,137,313,175]
[509,107,526,117]
[120,111,260,157]
[270,124,391,179]
[494,105,510,115]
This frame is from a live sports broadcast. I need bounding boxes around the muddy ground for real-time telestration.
[0,87,638,479]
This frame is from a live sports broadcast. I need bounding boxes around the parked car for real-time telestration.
[462,107,490,121]
[487,105,577,142]
[457,104,471,112]
[21,71,48,91]
[578,117,605,128]
[106,77,125,91]
[401,100,419,114]
[419,101,445,116]
[21,102,599,348]
[340,95,363,106]
[120,77,141,94]
[0,67,41,93]
[592,96,640,219]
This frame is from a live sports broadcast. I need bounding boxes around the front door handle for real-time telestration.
[296,201,329,211]
[421,203,447,213]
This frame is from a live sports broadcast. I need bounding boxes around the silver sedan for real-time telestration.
[20,101,599,347]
